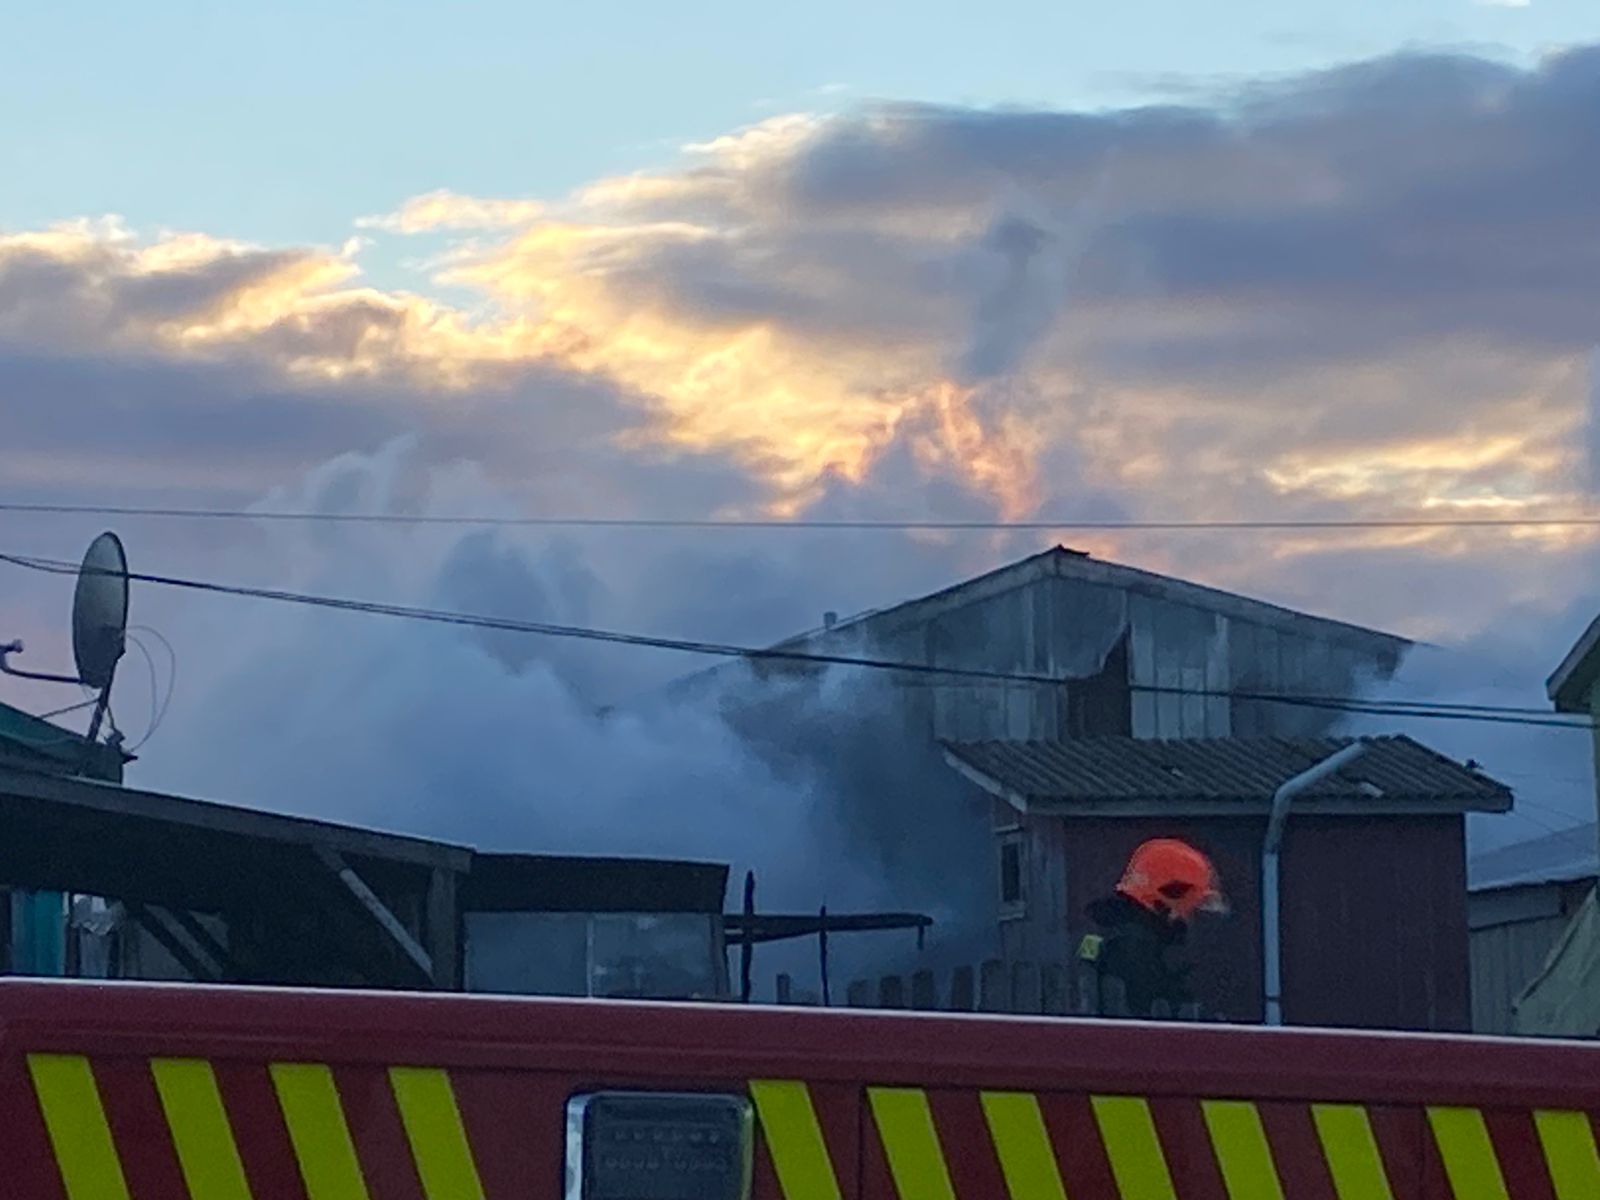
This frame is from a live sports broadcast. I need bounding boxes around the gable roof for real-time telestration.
[1549,613,1600,714]
[657,545,1409,703]
[943,734,1512,817]
[781,545,1407,652]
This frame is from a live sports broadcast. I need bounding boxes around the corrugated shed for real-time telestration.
[943,734,1512,812]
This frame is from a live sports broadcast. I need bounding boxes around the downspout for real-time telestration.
[1263,740,1368,1026]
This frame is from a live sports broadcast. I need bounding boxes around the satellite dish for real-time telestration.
[72,532,129,691]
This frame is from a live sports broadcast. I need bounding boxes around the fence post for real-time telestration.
[1099,975,1129,1018]
[1041,963,1068,1016]
[979,959,1010,1012]
[948,965,975,1011]
[1149,998,1171,1020]
[878,975,906,1009]
[776,974,793,1005]
[911,970,937,1011]
[1011,962,1042,1014]
[1075,961,1101,1016]
[846,980,871,1008]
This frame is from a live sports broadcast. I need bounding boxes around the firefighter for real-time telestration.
[1078,838,1227,1018]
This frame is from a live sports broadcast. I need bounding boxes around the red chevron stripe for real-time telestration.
[1257,1103,1338,1200]
[1038,1092,1119,1198]
[333,1063,426,1200]
[1485,1108,1558,1200]
[0,1052,68,1200]
[452,1068,563,1200]
[1371,1105,1427,1200]
[93,1055,188,1198]
[212,1059,311,1200]
[929,1089,1010,1198]
[1149,1096,1229,1200]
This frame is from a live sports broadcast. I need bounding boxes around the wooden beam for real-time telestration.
[314,847,433,983]
[126,902,219,983]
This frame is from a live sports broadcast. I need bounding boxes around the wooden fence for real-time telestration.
[773,959,1211,1021]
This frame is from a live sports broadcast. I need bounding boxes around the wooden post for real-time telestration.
[1150,998,1172,1020]
[1100,975,1129,1018]
[1041,963,1068,1016]
[740,872,755,1004]
[1011,962,1042,1014]
[1075,962,1102,1016]
[846,980,871,1008]
[979,959,1010,1012]
[818,905,830,1008]
[878,975,905,1009]
[776,973,793,1005]
[948,965,975,1011]
[911,969,937,1010]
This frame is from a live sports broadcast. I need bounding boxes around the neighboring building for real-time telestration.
[1508,618,1600,1037]
[944,734,1511,1031]
[0,756,921,1000]
[1468,822,1598,1035]
[674,545,1411,740]
[668,546,1519,1031]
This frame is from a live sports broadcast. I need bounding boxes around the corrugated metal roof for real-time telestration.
[1470,822,1599,892]
[942,734,1512,813]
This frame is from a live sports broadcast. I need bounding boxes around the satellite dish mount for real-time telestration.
[0,531,130,752]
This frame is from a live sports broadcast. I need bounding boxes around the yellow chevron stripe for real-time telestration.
[389,1067,486,1200]
[749,1080,843,1200]
[269,1063,372,1200]
[981,1091,1070,1200]
[868,1087,958,1200]
[1311,1104,1395,1200]
[151,1058,254,1200]
[1534,1110,1600,1200]
[26,1054,131,1200]
[1091,1096,1177,1200]
[1427,1107,1510,1200]
[1202,1100,1285,1200]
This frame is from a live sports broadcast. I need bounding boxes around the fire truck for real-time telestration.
[3,978,1597,1199]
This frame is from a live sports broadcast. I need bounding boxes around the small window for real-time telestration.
[999,832,1025,913]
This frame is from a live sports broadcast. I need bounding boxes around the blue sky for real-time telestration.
[3,0,1586,247]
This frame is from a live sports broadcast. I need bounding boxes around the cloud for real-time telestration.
[356,189,545,234]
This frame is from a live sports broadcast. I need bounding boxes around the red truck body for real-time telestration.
[2,978,1597,1199]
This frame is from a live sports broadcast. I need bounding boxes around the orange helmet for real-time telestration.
[1116,838,1228,921]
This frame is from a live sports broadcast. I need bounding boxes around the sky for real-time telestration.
[4,3,1600,936]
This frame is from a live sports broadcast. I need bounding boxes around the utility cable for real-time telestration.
[0,548,1590,730]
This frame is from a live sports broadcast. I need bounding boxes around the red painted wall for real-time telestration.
[1052,813,1470,1030]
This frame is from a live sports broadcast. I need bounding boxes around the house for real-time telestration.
[674,547,1517,1031]
[944,734,1511,1031]
[1506,616,1600,1036]
[1468,822,1598,1035]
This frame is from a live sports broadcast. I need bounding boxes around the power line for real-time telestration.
[0,548,1590,731]
[4,501,1600,533]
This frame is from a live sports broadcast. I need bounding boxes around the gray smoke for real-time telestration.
[118,442,996,999]
[1341,619,1598,869]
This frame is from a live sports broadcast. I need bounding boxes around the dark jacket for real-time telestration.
[1084,892,1193,1016]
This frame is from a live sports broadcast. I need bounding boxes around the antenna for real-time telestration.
[0,531,129,755]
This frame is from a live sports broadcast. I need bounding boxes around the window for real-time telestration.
[999,831,1026,916]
